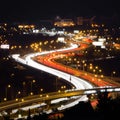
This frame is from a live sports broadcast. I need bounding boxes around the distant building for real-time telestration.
[18,24,35,29]
[76,17,83,25]
[76,16,96,25]
[54,19,75,27]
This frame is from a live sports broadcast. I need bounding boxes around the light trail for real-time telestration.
[11,40,120,117]
[10,44,94,118]
[12,45,93,90]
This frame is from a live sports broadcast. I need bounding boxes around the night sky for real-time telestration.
[0,0,119,22]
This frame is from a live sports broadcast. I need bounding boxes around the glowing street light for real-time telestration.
[4,84,11,101]
[111,71,116,79]
[30,80,36,95]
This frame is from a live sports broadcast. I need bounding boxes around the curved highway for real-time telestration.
[12,43,94,90]
[4,39,119,119]
[0,43,94,116]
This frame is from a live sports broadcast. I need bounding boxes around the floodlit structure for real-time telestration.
[54,19,75,27]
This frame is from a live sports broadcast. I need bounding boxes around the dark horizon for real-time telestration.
[0,0,119,23]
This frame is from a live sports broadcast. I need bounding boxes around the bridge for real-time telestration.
[0,86,120,112]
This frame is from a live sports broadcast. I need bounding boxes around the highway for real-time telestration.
[1,42,93,116]
[0,86,120,112]
[12,43,94,90]
[2,38,119,118]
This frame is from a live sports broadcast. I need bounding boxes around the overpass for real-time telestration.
[0,86,120,112]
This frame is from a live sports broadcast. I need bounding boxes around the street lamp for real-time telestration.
[4,84,11,101]
[111,71,116,79]
[15,91,21,101]
[40,88,43,93]
[82,60,86,71]
[30,80,36,95]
